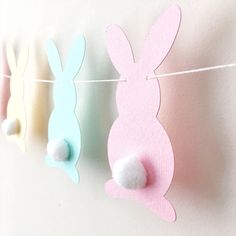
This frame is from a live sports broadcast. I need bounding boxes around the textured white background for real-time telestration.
[0,0,236,235]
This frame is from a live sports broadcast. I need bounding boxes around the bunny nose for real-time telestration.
[112,156,147,189]
[2,118,20,136]
[47,139,70,161]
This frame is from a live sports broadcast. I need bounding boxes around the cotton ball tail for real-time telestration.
[112,156,147,189]
[2,118,20,136]
[47,139,70,161]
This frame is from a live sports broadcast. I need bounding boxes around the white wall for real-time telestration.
[0,0,236,235]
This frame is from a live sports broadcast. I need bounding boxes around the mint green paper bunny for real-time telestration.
[45,36,85,183]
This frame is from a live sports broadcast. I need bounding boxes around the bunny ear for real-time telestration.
[6,43,29,76]
[138,5,181,75]
[46,39,63,78]
[6,43,17,73]
[64,35,86,80]
[16,45,29,75]
[105,24,135,78]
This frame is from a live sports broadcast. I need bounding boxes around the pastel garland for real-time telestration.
[0,5,202,221]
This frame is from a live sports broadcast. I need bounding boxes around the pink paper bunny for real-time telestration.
[105,5,181,222]
[0,43,10,121]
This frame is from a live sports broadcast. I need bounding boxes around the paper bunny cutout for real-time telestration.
[105,5,181,221]
[45,36,85,183]
[0,44,10,121]
[2,43,28,151]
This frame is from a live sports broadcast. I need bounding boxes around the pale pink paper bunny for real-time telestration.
[105,5,181,222]
[0,43,10,121]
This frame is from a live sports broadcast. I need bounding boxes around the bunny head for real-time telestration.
[105,5,181,117]
[6,43,29,97]
[46,36,86,111]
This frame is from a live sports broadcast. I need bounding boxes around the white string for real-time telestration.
[27,78,127,83]
[74,78,126,83]
[1,73,11,79]
[0,75,126,83]
[1,62,236,83]
[148,63,236,79]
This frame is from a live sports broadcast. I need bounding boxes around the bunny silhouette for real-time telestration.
[2,43,28,151]
[0,43,10,121]
[105,5,181,221]
[45,36,85,183]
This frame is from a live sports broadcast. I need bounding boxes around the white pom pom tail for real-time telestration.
[112,156,147,189]
[47,139,70,161]
[2,118,20,136]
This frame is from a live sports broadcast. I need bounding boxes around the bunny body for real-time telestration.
[46,81,81,181]
[6,74,26,150]
[2,44,28,151]
[105,5,181,221]
[106,96,175,221]
[45,36,85,183]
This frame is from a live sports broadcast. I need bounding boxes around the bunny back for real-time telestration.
[53,79,77,111]
[48,109,81,161]
[9,75,24,98]
[6,84,27,151]
[49,75,80,157]
[108,115,174,194]
[116,71,161,117]
[7,73,25,118]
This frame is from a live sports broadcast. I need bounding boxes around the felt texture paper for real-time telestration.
[0,44,10,121]
[5,43,28,151]
[105,5,181,222]
[45,36,85,183]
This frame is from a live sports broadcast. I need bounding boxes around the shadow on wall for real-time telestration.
[25,39,52,147]
[78,36,116,174]
[159,5,236,210]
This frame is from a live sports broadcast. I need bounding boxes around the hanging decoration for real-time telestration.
[45,36,85,183]
[105,5,181,222]
[0,4,236,222]
[0,45,10,121]
[2,43,28,151]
